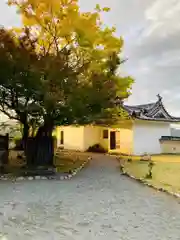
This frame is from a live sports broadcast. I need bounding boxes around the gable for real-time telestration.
[147,106,172,119]
[122,95,180,122]
[153,112,167,119]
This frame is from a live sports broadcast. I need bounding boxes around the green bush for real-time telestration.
[127,158,132,162]
[145,161,155,179]
[87,144,107,153]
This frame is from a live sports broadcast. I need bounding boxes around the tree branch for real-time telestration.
[0,105,19,121]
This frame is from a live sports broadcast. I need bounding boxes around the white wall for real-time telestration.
[171,128,180,137]
[133,121,171,155]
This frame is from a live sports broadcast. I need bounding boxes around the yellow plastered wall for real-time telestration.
[83,125,100,151]
[56,122,133,153]
[160,140,180,154]
[109,121,133,154]
[83,125,109,151]
[56,125,109,152]
[56,126,85,151]
[99,127,109,151]
[119,127,133,154]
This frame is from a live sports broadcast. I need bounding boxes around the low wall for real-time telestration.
[160,139,180,154]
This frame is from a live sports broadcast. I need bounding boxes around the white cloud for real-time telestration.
[146,0,178,20]
[123,0,180,118]
[145,0,180,35]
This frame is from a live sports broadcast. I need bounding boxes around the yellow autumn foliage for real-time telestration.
[8,0,123,72]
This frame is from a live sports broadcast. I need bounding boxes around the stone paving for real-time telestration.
[0,155,180,240]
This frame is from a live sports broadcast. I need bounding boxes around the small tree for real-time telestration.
[146,161,155,179]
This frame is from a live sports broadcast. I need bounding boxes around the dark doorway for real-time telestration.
[110,131,116,150]
[60,131,64,145]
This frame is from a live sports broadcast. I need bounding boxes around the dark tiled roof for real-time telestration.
[122,95,180,123]
[124,102,156,111]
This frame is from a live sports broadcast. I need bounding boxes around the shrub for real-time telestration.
[120,162,124,172]
[145,161,155,179]
[87,144,107,153]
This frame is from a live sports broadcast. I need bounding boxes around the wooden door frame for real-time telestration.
[110,131,116,150]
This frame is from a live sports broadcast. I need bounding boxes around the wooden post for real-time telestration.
[0,134,9,165]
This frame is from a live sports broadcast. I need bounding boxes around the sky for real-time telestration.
[1,0,180,118]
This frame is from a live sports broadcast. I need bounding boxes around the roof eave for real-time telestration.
[135,117,180,123]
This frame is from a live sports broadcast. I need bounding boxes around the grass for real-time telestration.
[119,154,180,162]
[54,150,90,173]
[8,150,26,166]
[2,150,90,176]
[1,150,26,177]
[123,159,180,194]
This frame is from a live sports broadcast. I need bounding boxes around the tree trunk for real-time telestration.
[22,122,29,151]
[19,113,29,152]
[26,119,54,167]
[31,125,36,137]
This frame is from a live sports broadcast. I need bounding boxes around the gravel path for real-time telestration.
[0,155,180,240]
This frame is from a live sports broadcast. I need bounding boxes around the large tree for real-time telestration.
[3,0,134,166]
[8,0,133,126]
